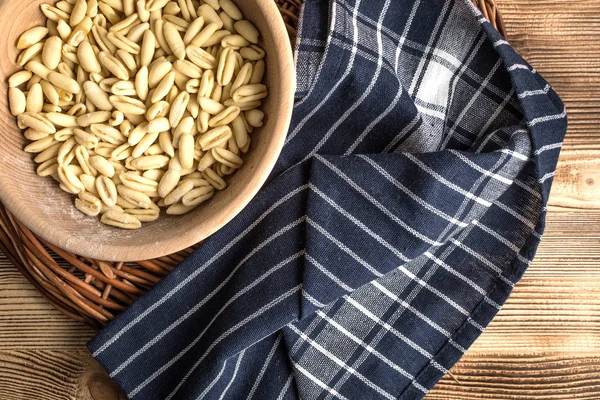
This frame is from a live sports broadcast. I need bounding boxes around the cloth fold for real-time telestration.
[89,0,567,398]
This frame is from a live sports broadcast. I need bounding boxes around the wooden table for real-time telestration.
[1,0,598,398]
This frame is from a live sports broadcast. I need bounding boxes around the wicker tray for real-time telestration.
[0,0,505,329]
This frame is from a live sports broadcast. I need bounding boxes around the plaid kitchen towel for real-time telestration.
[88,0,567,398]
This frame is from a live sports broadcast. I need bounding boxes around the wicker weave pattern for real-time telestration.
[0,0,505,329]
[474,0,505,37]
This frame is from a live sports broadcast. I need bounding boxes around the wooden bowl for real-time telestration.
[0,0,295,261]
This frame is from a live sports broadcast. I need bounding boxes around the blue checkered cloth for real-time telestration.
[88,0,567,398]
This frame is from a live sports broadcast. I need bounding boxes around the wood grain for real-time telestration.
[1,0,600,399]
[0,265,93,350]
[429,354,600,400]
[0,350,126,400]
[550,146,600,209]
[0,255,126,399]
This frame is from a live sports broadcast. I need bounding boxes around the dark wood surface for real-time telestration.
[1,0,599,398]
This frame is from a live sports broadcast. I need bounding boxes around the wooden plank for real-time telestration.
[428,354,600,400]
[0,350,125,400]
[550,148,600,210]
[0,264,94,350]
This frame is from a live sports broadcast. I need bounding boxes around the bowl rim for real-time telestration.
[0,0,296,262]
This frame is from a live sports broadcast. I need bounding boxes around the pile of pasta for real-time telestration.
[8,0,267,229]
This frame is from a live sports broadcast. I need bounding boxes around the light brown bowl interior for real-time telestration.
[0,0,295,261]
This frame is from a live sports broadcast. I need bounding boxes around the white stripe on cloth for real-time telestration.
[336,0,511,101]
[407,0,451,95]
[286,0,362,144]
[314,310,429,394]
[93,185,309,357]
[500,148,530,161]
[288,325,397,400]
[513,177,540,198]
[507,64,532,72]
[527,107,567,127]
[196,359,229,400]
[448,239,515,288]
[323,285,420,399]
[467,317,485,332]
[495,200,537,230]
[308,218,386,277]
[246,334,283,400]
[110,232,305,377]
[307,184,482,329]
[344,297,448,374]
[309,183,411,262]
[150,285,303,400]
[306,253,355,292]
[338,0,458,68]
[476,127,512,152]
[404,154,493,207]
[331,0,454,78]
[217,350,245,400]
[299,0,392,161]
[384,114,421,153]
[310,222,479,330]
[534,142,563,155]
[395,267,477,322]
[423,252,501,309]
[477,88,516,143]
[539,171,556,183]
[441,58,503,148]
[472,220,529,262]
[448,150,514,185]
[518,84,551,99]
[416,104,446,120]
[303,290,329,308]
[359,156,470,227]
[316,155,446,246]
[438,34,487,146]
[291,360,350,400]
[345,87,404,154]
[294,2,337,106]
[276,375,294,400]
[113,250,305,380]
[386,0,420,78]
[476,127,529,154]
[372,281,467,353]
